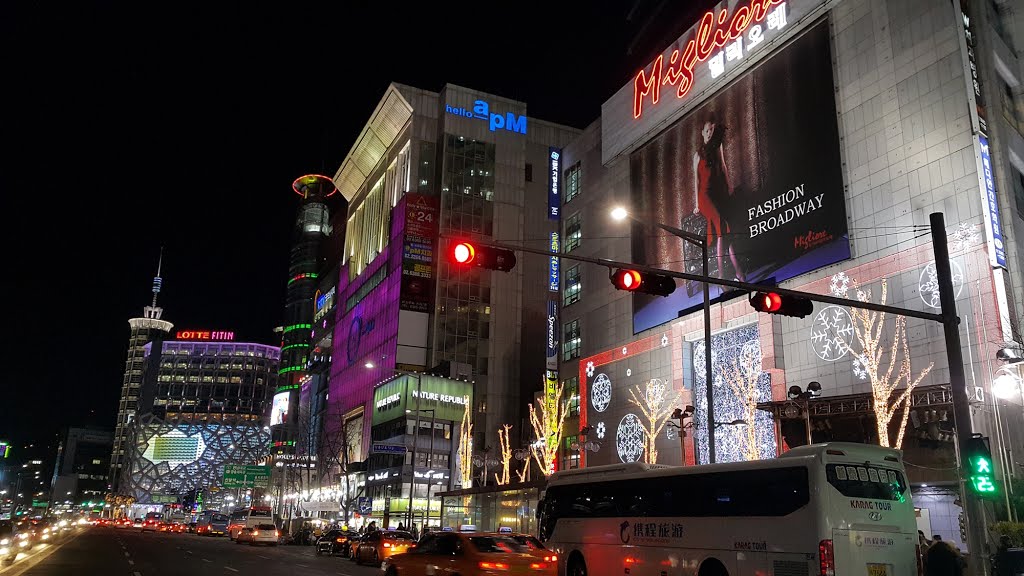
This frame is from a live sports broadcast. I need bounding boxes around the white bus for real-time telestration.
[538,442,919,576]
[227,506,273,540]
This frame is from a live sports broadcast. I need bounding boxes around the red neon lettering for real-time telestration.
[632,0,782,119]
[633,54,662,118]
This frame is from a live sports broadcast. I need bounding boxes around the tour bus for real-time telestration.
[538,442,918,576]
[227,506,273,540]
[196,510,229,536]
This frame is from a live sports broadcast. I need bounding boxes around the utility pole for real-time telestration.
[931,212,988,575]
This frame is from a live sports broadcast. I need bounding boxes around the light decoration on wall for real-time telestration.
[628,378,680,464]
[919,260,964,309]
[838,279,934,448]
[810,305,854,361]
[456,396,474,489]
[693,324,776,464]
[615,413,645,463]
[723,341,765,461]
[529,379,568,477]
[585,361,595,378]
[596,422,606,439]
[852,356,869,380]
[591,374,612,413]
[949,222,980,253]
[829,272,851,298]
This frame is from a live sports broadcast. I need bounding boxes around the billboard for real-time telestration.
[270,391,290,426]
[629,21,847,333]
[401,193,440,312]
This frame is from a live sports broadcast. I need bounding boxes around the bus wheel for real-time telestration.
[567,554,587,576]
[698,558,728,576]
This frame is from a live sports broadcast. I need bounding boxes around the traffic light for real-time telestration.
[965,435,999,497]
[610,269,676,297]
[749,291,813,318]
[448,241,517,272]
[958,512,967,542]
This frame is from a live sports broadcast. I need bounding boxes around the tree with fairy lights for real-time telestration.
[841,279,934,448]
[456,395,473,488]
[628,378,680,464]
[529,380,568,477]
[723,341,764,461]
[494,424,512,486]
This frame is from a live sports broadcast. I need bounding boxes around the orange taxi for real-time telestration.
[354,530,415,566]
[381,531,556,576]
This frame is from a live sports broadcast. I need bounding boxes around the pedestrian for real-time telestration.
[397,522,405,531]
[925,535,965,576]
[367,520,378,533]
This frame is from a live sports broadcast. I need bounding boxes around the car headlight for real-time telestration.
[0,538,9,545]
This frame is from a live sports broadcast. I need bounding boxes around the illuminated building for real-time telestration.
[51,427,112,509]
[272,174,341,454]
[556,0,1024,553]
[120,335,280,505]
[109,252,172,494]
[328,83,579,492]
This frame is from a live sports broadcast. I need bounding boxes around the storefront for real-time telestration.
[439,480,545,534]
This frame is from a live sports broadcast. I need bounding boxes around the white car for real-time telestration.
[235,524,279,546]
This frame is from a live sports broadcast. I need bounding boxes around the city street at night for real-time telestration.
[4,527,382,576]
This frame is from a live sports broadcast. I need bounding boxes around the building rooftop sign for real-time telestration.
[446,100,527,134]
[175,330,235,341]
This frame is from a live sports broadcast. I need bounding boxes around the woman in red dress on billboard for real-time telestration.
[692,114,745,282]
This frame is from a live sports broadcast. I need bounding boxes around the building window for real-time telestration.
[562,435,580,470]
[525,163,533,182]
[563,265,581,306]
[564,162,581,204]
[563,319,581,360]
[1013,167,1024,218]
[564,376,580,417]
[564,213,582,253]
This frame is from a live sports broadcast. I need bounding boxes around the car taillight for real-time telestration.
[479,561,509,570]
[530,563,548,570]
[253,530,259,536]
[819,539,835,576]
[383,542,391,548]
[276,531,280,538]
[544,554,558,562]
[336,538,345,543]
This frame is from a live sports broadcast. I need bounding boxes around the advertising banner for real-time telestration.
[548,148,561,219]
[548,233,560,292]
[546,300,558,370]
[270,391,290,426]
[629,21,848,333]
[977,136,1007,268]
[401,194,440,312]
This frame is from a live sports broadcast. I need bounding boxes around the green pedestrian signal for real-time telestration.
[966,435,999,497]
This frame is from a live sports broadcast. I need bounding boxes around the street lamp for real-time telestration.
[570,426,601,456]
[787,381,823,445]
[668,406,695,464]
[612,206,716,463]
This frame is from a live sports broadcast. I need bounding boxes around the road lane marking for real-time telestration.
[225,567,239,572]
[124,552,131,557]
[202,558,212,563]
[128,560,135,566]
[296,564,308,568]
[257,555,269,559]
[134,572,142,576]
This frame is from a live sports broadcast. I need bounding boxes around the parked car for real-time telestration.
[235,524,279,546]
[355,530,415,566]
[315,529,355,557]
[381,532,554,576]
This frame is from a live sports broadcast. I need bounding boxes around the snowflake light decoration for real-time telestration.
[810,305,855,361]
[622,346,628,355]
[591,373,612,413]
[666,426,676,440]
[645,378,668,406]
[829,272,851,298]
[616,413,645,463]
[851,355,868,380]
[919,260,965,308]
[585,361,595,378]
[661,334,669,347]
[596,421,606,439]
[950,222,980,253]
[626,368,632,377]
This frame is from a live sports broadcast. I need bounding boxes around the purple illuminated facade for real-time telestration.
[328,196,410,444]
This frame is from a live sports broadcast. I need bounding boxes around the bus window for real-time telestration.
[826,464,907,501]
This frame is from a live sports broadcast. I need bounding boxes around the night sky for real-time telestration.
[2,1,715,464]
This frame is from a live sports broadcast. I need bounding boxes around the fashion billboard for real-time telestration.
[629,21,847,333]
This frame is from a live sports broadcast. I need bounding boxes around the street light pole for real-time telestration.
[617,210,715,463]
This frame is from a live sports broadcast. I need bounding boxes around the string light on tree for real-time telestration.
[528,378,569,477]
[838,279,934,448]
[456,395,473,488]
[494,424,512,486]
[628,378,680,464]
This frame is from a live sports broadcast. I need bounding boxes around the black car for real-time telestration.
[316,529,355,557]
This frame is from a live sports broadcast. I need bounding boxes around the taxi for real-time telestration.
[354,530,415,566]
[381,531,556,576]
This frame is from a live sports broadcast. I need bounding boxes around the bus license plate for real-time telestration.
[866,564,890,576]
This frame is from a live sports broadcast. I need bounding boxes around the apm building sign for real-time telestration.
[445,100,527,134]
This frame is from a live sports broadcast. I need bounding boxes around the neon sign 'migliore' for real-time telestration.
[632,0,783,119]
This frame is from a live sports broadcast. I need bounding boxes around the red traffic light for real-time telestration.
[452,242,476,264]
[749,291,813,318]
[613,269,643,291]
[448,240,517,272]
[610,269,675,297]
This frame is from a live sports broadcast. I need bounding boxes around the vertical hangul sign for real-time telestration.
[548,148,561,220]
[401,194,441,312]
[956,0,988,135]
[977,136,1007,268]
[549,232,560,292]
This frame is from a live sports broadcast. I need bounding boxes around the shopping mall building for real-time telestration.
[555,0,1024,552]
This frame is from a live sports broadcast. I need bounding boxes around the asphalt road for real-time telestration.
[8,527,384,576]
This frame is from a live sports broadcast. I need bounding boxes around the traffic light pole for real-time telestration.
[930,212,987,575]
